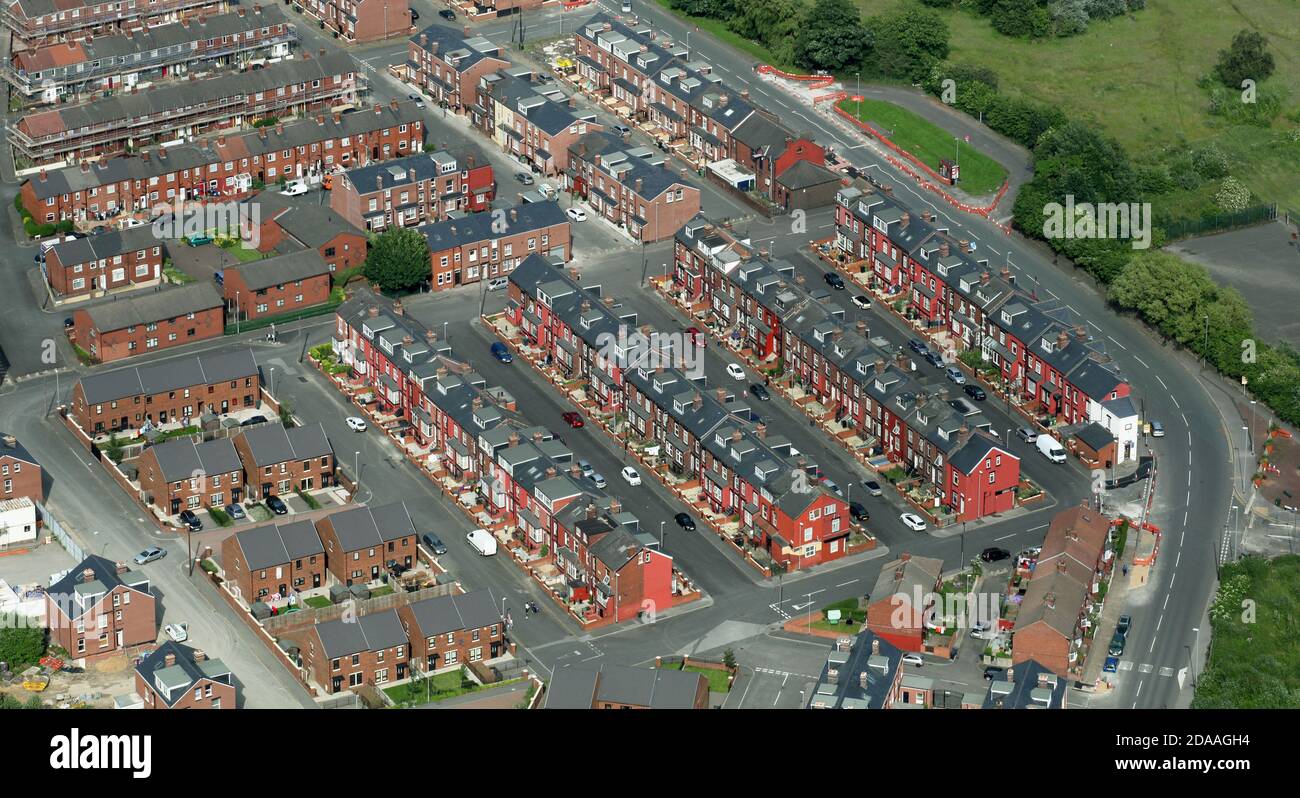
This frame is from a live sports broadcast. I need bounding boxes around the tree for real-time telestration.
[728,0,803,64]
[868,5,951,82]
[989,0,1051,38]
[363,227,429,295]
[0,619,46,670]
[723,647,738,670]
[669,0,733,17]
[1214,30,1275,90]
[795,0,872,72]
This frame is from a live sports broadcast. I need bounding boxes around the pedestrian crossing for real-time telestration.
[1117,661,1175,677]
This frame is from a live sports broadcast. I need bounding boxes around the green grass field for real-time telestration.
[838,97,1007,195]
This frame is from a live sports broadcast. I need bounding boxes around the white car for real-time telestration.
[621,466,642,486]
[725,363,746,381]
[900,512,927,532]
[566,207,587,222]
[902,653,924,667]
[280,180,309,196]
[164,622,189,643]
[851,294,870,309]
[345,416,367,432]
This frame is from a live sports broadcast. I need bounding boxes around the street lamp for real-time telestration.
[659,520,665,548]
[268,367,276,397]
[1190,627,1200,685]
[354,451,361,496]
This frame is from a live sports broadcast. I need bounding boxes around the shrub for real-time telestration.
[1214,176,1251,211]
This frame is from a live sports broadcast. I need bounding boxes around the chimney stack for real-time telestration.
[714,388,726,403]
[164,653,177,667]
[1057,330,1070,350]
[980,270,990,285]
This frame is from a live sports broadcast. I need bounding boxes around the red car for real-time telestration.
[562,411,585,428]
[685,326,705,348]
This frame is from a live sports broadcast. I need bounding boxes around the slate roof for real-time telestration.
[776,159,842,190]
[77,348,258,405]
[225,249,330,291]
[807,630,904,709]
[983,659,1067,709]
[403,589,501,637]
[0,433,38,466]
[313,608,407,658]
[47,555,150,620]
[569,130,684,200]
[229,519,324,571]
[81,282,223,333]
[48,225,160,266]
[416,201,566,251]
[135,641,233,708]
[1074,421,1115,452]
[145,436,242,482]
[324,502,416,552]
[545,663,705,709]
[270,204,364,249]
[236,422,333,466]
[485,73,589,136]
[409,22,505,71]
[870,554,944,606]
[947,432,1007,475]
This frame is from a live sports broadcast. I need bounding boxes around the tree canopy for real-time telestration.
[868,5,951,82]
[794,0,873,72]
[364,227,430,295]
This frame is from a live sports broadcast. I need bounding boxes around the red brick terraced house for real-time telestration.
[475,68,601,177]
[45,555,156,664]
[551,501,674,622]
[0,433,44,503]
[314,502,417,587]
[135,435,243,515]
[866,553,944,653]
[22,99,425,223]
[252,197,367,275]
[565,130,699,243]
[1011,504,1113,676]
[11,50,360,167]
[295,608,409,694]
[5,6,295,103]
[545,663,709,709]
[221,249,333,322]
[807,631,931,709]
[330,145,495,233]
[293,0,410,44]
[418,200,571,290]
[221,518,326,602]
[72,283,225,363]
[232,421,335,499]
[69,347,260,435]
[405,23,511,114]
[134,641,236,709]
[0,0,228,49]
[397,589,507,672]
[44,225,163,299]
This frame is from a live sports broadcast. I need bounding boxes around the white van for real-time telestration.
[1036,435,1067,463]
[486,276,508,291]
[466,528,497,556]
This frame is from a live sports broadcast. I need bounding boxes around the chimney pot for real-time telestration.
[164,653,177,667]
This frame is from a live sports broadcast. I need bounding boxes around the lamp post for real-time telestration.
[268,366,276,397]
[235,290,240,335]
[354,451,361,496]
[659,520,665,548]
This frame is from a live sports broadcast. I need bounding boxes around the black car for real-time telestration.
[63,317,74,328]
[964,384,987,401]
[178,509,202,531]
[947,400,968,412]
[845,165,860,179]
[907,339,929,356]
[980,546,1011,562]
[241,415,268,427]
[674,512,696,531]
[409,8,419,19]
[924,350,944,368]
[439,8,456,20]
[848,502,869,522]
[266,495,289,515]
[421,533,448,555]
[387,559,409,576]
[824,271,845,290]
[983,666,1005,681]
[748,383,770,401]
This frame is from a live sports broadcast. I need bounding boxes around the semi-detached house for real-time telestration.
[232,421,334,499]
[135,435,243,515]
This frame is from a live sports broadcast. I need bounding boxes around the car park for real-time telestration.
[851,294,870,309]
[748,383,770,401]
[565,207,588,222]
[725,363,746,380]
[562,411,584,428]
[179,510,202,531]
[823,271,845,290]
[900,513,927,532]
[266,495,289,515]
[964,384,987,401]
[1016,427,1038,444]
[134,547,166,564]
[421,533,448,555]
[863,480,883,496]
[621,466,641,486]
[225,503,246,520]
[674,512,696,530]
[981,547,1011,562]
[346,416,367,432]
[164,622,189,643]
[902,653,924,667]
[490,341,514,363]
[945,366,966,385]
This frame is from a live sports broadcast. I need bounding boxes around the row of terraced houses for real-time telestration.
[329,289,680,624]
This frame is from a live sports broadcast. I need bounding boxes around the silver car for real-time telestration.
[945,366,966,385]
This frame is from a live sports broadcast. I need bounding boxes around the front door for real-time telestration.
[370,565,379,581]
[313,573,321,588]
[170,498,181,515]
[331,676,343,693]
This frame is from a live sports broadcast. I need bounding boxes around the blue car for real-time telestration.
[1103,656,1120,673]
[490,342,513,363]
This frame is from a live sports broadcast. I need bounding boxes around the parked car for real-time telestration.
[901,653,924,667]
[964,384,987,401]
[981,547,1011,562]
[1103,656,1120,673]
[490,341,514,363]
[612,123,631,135]
[1108,631,1127,657]
[863,479,883,497]
[983,666,1005,681]
[945,366,966,385]
[823,271,845,290]
[387,559,408,577]
[1116,615,1132,636]
[486,277,509,291]
[591,473,607,489]
[187,235,214,246]
[565,206,588,222]
[421,533,448,556]
[241,415,268,427]
[924,350,944,368]
[266,495,289,515]
[900,513,927,532]
[345,416,367,432]
[133,546,167,565]
[621,466,641,486]
[1150,420,1165,437]
[164,622,189,643]
[851,294,870,309]
[748,383,770,401]
[820,477,841,496]
[63,317,74,328]
[1016,427,1038,444]
[725,363,746,380]
[907,339,929,355]
[439,8,456,20]
[674,512,696,531]
[562,411,584,428]
[514,171,534,185]
[178,510,202,531]
[578,459,594,477]
[407,92,425,109]
[410,8,419,20]
[848,502,869,522]
[225,503,246,520]
[280,180,309,196]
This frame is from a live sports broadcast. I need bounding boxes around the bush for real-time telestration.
[1191,145,1231,179]
[0,622,47,669]
[208,507,233,527]
[1214,176,1251,211]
